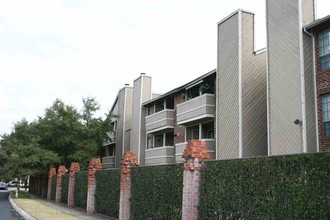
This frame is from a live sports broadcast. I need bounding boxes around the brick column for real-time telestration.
[119,152,138,220]
[47,168,57,200]
[67,162,80,208]
[86,158,102,215]
[182,140,210,220]
[55,165,67,204]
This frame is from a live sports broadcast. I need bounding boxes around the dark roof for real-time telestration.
[304,14,330,31]
[143,68,216,106]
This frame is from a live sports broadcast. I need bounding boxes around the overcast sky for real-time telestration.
[0,0,329,136]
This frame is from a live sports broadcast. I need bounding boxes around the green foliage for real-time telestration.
[0,120,60,180]
[131,164,183,220]
[74,171,88,209]
[0,97,111,180]
[95,169,121,218]
[51,175,57,201]
[198,152,330,219]
[61,174,69,204]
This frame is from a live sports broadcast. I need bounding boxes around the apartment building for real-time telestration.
[305,15,330,151]
[143,70,216,165]
[216,10,268,159]
[102,0,329,168]
[266,0,318,155]
[103,73,152,168]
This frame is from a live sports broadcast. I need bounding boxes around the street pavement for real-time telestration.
[0,190,24,220]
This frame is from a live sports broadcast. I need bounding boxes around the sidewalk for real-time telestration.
[9,191,110,220]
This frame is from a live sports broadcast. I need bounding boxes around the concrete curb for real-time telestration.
[8,192,36,220]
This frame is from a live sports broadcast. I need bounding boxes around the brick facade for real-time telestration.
[315,32,330,152]
[86,158,102,215]
[174,92,185,144]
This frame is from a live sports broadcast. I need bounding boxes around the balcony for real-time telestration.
[176,94,215,125]
[102,156,116,169]
[145,109,175,133]
[175,139,216,162]
[145,146,175,165]
[105,131,116,145]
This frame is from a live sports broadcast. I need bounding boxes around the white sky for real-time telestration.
[0,0,329,136]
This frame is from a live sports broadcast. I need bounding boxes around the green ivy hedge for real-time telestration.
[95,169,121,218]
[199,152,330,219]
[74,171,88,209]
[61,174,69,204]
[131,164,183,220]
[51,175,57,201]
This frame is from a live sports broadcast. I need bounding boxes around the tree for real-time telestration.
[0,120,60,193]
[0,97,111,180]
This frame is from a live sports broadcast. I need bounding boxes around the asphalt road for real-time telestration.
[0,190,23,220]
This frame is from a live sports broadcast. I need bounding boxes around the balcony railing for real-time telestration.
[176,94,215,125]
[145,146,175,165]
[102,156,116,169]
[175,139,215,162]
[145,109,175,133]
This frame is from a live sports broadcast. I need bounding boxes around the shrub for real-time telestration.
[61,174,69,204]
[198,152,330,219]
[95,169,121,218]
[74,171,88,209]
[131,164,183,219]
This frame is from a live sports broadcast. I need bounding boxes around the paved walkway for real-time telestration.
[10,192,110,220]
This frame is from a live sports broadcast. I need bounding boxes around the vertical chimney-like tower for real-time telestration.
[266,0,317,155]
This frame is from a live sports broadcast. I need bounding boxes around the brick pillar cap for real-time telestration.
[121,151,138,166]
[69,162,80,177]
[49,167,56,176]
[121,151,138,175]
[58,165,67,174]
[88,158,102,176]
[182,140,210,160]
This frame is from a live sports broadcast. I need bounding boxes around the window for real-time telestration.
[186,125,199,141]
[202,121,215,139]
[105,145,115,156]
[155,100,164,112]
[322,94,330,136]
[186,85,200,100]
[319,28,330,71]
[147,136,153,149]
[165,132,174,146]
[147,105,155,116]
[154,134,164,148]
[109,145,115,156]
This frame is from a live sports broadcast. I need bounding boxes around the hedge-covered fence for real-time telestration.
[51,175,57,201]
[95,169,121,218]
[199,152,330,219]
[131,164,183,220]
[61,174,69,204]
[74,171,88,209]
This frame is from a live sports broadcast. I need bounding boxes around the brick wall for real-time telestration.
[315,32,330,152]
[174,92,185,144]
